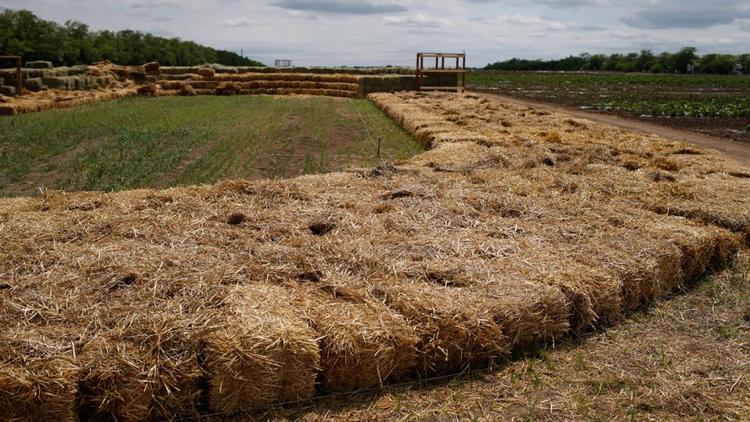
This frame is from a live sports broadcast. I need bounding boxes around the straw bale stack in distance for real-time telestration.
[0,88,137,116]
[1,91,749,419]
[214,72,362,84]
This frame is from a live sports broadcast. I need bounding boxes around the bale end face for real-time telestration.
[203,285,320,414]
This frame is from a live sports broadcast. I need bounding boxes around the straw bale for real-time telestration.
[159,66,202,75]
[198,67,215,80]
[289,279,418,392]
[0,87,137,116]
[235,88,356,98]
[136,84,157,95]
[179,84,196,96]
[202,284,320,414]
[370,279,510,374]
[0,327,78,422]
[193,88,217,96]
[235,80,359,91]
[216,82,240,96]
[159,80,185,90]
[214,73,362,84]
[76,311,203,421]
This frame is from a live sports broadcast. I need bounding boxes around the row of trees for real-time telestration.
[0,9,264,67]
[485,48,750,75]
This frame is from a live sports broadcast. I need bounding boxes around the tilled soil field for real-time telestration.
[1,92,748,420]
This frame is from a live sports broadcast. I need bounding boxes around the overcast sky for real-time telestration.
[5,0,750,66]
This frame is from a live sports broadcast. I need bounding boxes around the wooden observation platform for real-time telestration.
[415,52,467,92]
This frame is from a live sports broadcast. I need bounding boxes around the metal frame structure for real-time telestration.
[415,52,467,92]
[0,56,22,96]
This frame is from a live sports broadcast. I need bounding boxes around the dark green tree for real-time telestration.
[0,8,264,67]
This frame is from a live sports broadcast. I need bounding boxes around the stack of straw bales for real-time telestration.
[157,72,363,98]
[1,92,748,419]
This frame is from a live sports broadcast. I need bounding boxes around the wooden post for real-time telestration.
[0,56,22,97]
[377,137,382,159]
[15,57,21,96]
[416,53,422,91]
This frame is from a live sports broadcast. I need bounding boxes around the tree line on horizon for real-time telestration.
[485,48,750,75]
[0,9,264,67]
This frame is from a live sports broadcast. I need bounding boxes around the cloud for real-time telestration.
[148,15,173,22]
[624,1,750,29]
[272,0,406,15]
[482,14,605,31]
[221,17,257,27]
[129,0,178,8]
[468,0,606,6]
[384,14,453,28]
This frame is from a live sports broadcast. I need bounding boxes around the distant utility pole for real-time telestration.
[240,48,244,58]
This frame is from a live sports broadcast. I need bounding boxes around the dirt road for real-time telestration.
[475,91,750,166]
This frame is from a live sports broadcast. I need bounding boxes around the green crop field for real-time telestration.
[469,71,750,142]
[0,95,423,196]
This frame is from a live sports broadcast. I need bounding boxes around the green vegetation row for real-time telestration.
[0,9,263,67]
[485,47,750,75]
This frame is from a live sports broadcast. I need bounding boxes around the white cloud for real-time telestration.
[221,17,257,27]
[383,14,454,28]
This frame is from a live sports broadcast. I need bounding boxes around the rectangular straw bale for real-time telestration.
[459,163,742,315]
[405,142,509,171]
[520,260,622,332]
[635,216,743,283]
[76,313,202,421]
[480,279,572,351]
[202,283,320,414]
[186,81,218,90]
[76,337,155,421]
[190,88,216,96]
[287,280,418,392]
[215,73,361,84]
[425,171,621,331]
[244,80,359,91]
[371,279,510,375]
[0,327,78,422]
[645,175,750,245]
[159,80,185,90]
[558,208,736,312]
[159,66,202,75]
